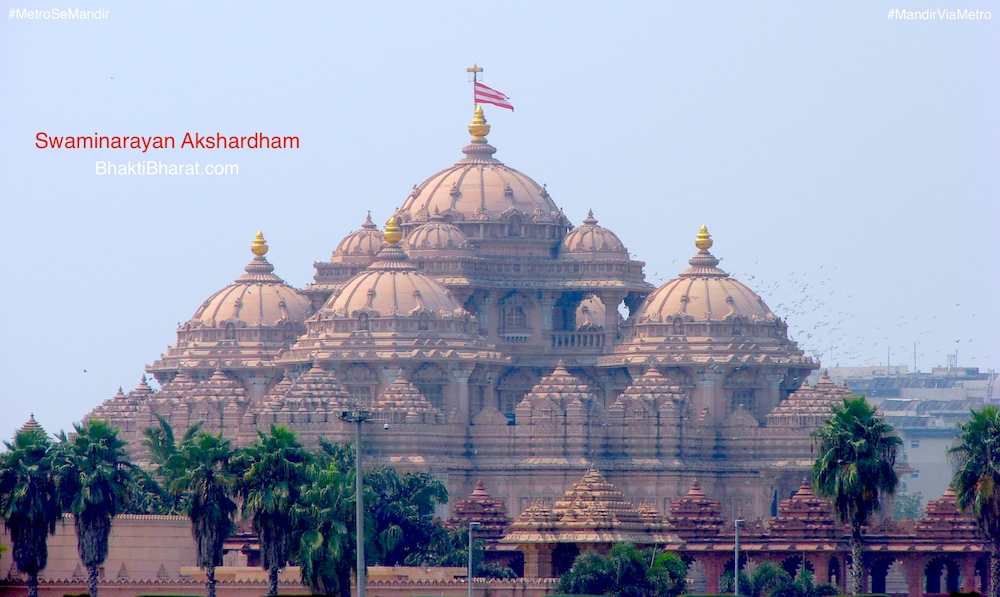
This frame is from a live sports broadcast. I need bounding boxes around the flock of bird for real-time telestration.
[642,256,989,373]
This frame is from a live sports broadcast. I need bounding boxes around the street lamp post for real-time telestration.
[734,519,744,597]
[340,410,371,597]
[468,521,480,597]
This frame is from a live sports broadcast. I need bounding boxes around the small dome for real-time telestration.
[331,213,384,262]
[404,211,472,254]
[323,218,467,319]
[633,226,774,325]
[188,232,313,329]
[560,210,628,259]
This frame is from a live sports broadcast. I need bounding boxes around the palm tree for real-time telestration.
[949,405,1000,597]
[811,396,901,595]
[236,425,312,596]
[52,420,134,597]
[163,432,237,597]
[292,462,354,597]
[0,427,62,597]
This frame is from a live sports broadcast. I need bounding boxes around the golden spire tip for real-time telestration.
[469,104,490,142]
[251,230,269,257]
[695,225,713,251]
[384,216,402,246]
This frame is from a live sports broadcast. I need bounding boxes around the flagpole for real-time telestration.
[467,63,483,107]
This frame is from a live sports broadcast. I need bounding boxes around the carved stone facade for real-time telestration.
[498,471,990,596]
[85,108,843,521]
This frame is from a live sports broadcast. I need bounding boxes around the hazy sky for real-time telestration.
[1,2,997,439]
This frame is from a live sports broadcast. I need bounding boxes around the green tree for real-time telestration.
[163,432,237,597]
[363,467,448,566]
[52,420,135,597]
[949,405,1000,597]
[236,425,312,596]
[0,428,62,597]
[721,562,791,597]
[646,551,687,597]
[292,462,354,597]
[557,544,687,597]
[773,568,839,597]
[892,490,924,521]
[557,551,612,596]
[811,396,901,595]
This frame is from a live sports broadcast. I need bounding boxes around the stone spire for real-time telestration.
[17,414,46,437]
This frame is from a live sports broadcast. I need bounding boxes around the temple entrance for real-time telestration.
[925,556,961,594]
[780,556,813,578]
[551,543,580,577]
[868,555,895,594]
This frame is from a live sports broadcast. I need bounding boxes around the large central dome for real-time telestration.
[395,106,570,253]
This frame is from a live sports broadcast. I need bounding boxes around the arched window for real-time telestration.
[412,363,448,411]
[504,306,526,329]
[507,215,522,237]
[672,318,684,335]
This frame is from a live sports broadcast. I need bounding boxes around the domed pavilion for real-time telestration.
[85,103,829,521]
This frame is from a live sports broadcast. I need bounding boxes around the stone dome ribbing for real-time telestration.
[331,213,384,261]
[322,232,466,319]
[186,232,313,329]
[632,227,774,325]
[395,108,569,232]
[560,210,628,259]
[403,212,472,254]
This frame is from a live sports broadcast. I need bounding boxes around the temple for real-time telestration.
[86,102,860,523]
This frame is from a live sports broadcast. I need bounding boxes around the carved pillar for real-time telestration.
[961,556,976,592]
[537,545,554,578]
[248,374,270,402]
[599,291,625,352]
[810,555,829,587]
[565,398,587,462]
[539,292,556,332]
[761,373,785,420]
[703,557,724,594]
[903,557,924,597]
[523,545,540,578]
[694,368,723,427]
[452,365,473,425]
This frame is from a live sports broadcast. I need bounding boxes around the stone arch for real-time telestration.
[672,317,685,335]
[342,363,378,407]
[498,369,536,417]
[780,556,814,579]
[507,213,523,237]
[975,555,989,593]
[867,554,896,594]
[827,555,842,587]
[411,363,449,411]
[925,555,961,593]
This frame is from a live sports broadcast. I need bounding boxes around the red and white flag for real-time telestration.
[474,82,514,111]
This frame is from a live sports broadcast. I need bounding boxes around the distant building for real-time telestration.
[827,365,997,500]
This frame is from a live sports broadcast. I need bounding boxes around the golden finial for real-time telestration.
[251,230,269,256]
[695,225,713,251]
[384,216,402,246]
[469,104,491,142]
